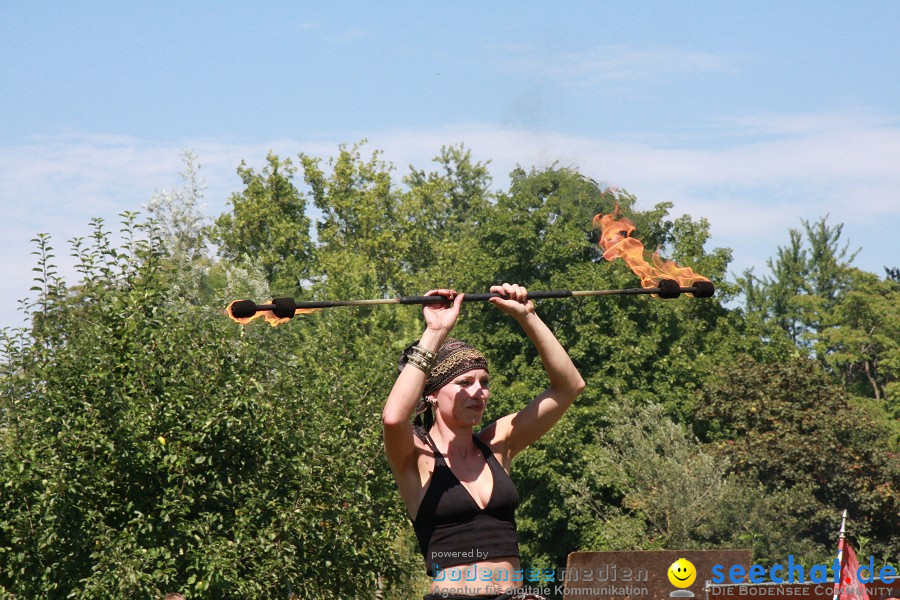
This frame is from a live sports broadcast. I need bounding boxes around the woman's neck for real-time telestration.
[431,421,475,456]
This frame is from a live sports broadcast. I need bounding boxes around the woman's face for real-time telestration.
[431,368,490,428]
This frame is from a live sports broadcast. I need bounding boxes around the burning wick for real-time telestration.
[593,205,712,290]
[225,299,321,327]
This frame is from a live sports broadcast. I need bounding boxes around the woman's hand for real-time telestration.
[423,289,465,334]
[488,283,535,321]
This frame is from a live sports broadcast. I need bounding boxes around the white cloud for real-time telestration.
[367,113,899,221]
[2,111,898,329]
[500,44,736,86]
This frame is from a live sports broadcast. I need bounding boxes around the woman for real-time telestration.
[383,283,585,600]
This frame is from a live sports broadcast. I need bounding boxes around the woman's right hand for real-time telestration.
[423,289,464,334]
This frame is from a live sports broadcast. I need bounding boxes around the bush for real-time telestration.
[0,216,411,598]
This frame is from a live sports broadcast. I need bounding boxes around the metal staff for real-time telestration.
[228,279,714,320]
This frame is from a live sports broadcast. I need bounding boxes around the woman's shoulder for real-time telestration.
[476,419,514,468]
[477,415,514,445]
[476,420,498,444]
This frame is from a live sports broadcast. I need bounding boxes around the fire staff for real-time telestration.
[382,283,586,600]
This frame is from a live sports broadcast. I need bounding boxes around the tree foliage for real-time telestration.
[695,355,898,559]
[211,154,314,296]
[740,218,899,432]
[1,216,406,598]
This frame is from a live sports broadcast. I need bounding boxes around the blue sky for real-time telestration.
[1,1,899,329]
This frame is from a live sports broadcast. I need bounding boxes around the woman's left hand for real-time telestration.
[488,283,535,320]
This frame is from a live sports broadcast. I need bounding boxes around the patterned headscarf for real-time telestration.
[423,338,489,396]
[399,338,489,430]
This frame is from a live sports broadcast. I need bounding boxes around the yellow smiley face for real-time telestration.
[668,558,697,588]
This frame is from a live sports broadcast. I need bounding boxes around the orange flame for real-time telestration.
[225,300,322,327]
[592,205,710,288]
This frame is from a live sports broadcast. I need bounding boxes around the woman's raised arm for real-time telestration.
[484,283,585,460]
[382,290,463,473]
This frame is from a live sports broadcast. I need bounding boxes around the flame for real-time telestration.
[592,205,710,288]
[225,300,322,327]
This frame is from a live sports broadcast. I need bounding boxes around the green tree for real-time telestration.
[560,404,821,565]
[817,270,900,406]
[739,218,898,431]
[299,143,406,299]
[397,144,494,291]
[146,150,209,265]
[0,215,409,599]
[694,355,900,560]
[212,153,314,295]
[740,217,858,348]
[144,150,224,310]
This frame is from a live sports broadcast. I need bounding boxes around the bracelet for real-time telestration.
[410,344,437,363]
[405,353,432,375]
[404,344,437,375]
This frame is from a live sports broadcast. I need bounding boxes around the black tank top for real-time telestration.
[412,431,520,576]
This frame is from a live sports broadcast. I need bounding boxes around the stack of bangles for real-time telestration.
[406,344,437,375]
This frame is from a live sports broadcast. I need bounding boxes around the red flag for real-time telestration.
[838,541,870,600]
